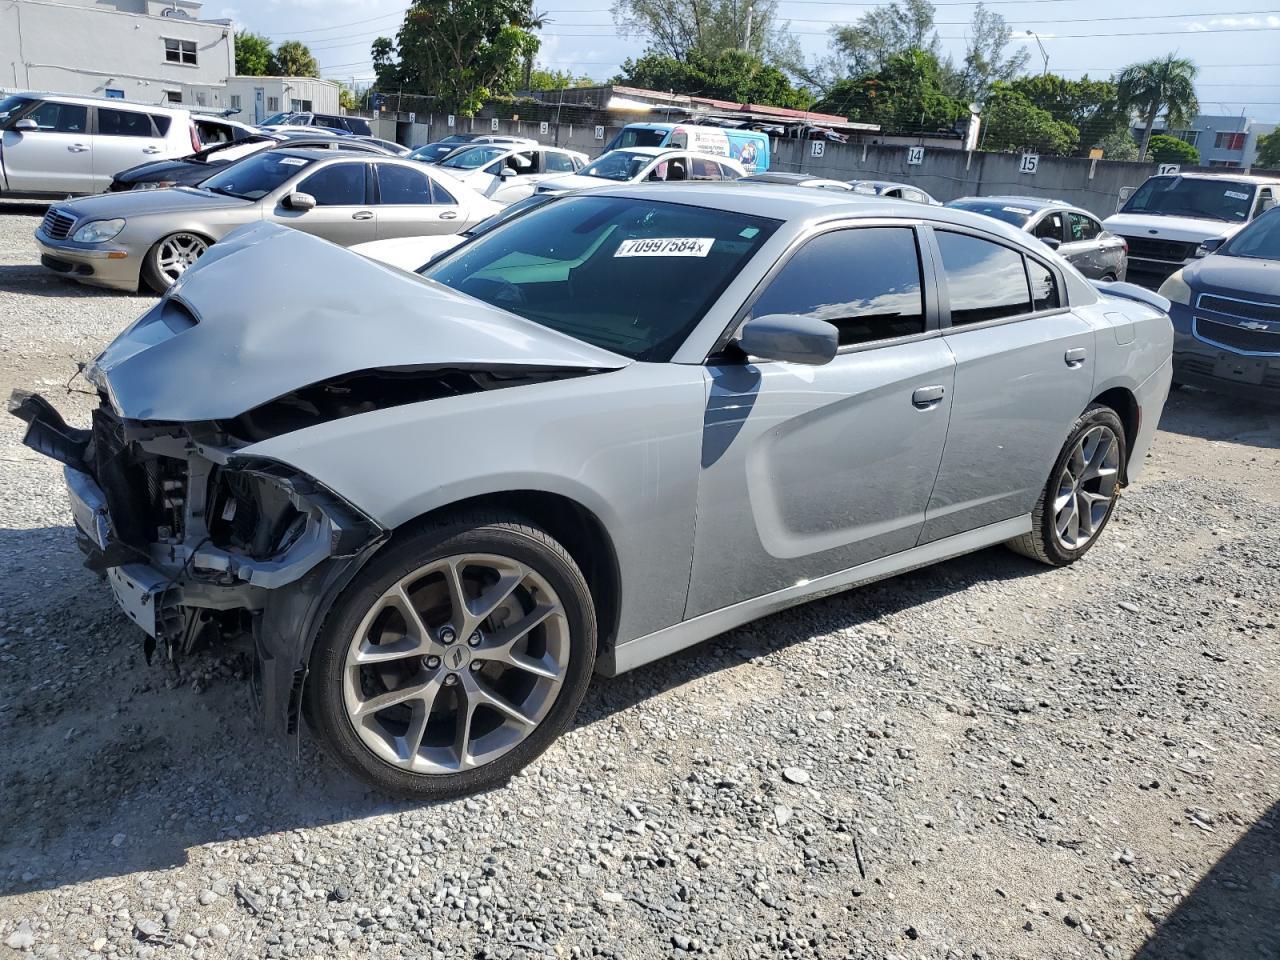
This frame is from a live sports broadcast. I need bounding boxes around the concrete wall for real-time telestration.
[0,0,233,103]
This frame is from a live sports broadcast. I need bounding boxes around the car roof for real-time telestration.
[1163,172,1280,184]
[745,172,837,184]
[10,91,188,113]
[952,195,1074,212]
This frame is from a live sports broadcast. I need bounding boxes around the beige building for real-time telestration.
[0,0,234,104]
[181,76,340,122]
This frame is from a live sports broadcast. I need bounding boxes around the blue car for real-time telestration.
[1159,208,1280,400]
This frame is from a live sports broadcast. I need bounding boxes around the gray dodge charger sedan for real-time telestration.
[35,149,500,292]
[12,185,1174,798]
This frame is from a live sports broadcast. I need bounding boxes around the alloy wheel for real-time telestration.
[1052,425,1120,551]
[341,554,569,774]
[155,233,208,283]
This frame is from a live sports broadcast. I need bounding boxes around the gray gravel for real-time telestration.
[1,202,1278,959]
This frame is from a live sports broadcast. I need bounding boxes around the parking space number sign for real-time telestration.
[1020,153,1040,174]
[811,141,825,158]
[540,121,549,135]
[594,125,605,141]
[907,146,924,165]
[447,114,455,127]
[1157,163,1181,176]
[490,117,500,131]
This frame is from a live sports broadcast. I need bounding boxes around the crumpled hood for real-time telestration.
[87,223,630,422]
[1102,212,1246,244]
[55,185,248,221]
[1185,253,1280,301]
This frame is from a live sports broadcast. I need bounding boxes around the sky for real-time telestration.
[216,0,1280,122]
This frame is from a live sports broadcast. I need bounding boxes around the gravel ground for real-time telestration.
[1,201,1278,960]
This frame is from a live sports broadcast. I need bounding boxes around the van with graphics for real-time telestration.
[602,122,770,173]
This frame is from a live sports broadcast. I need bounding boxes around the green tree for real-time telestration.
[980,87,1078,155]
[337,83,361,112]
[370,0,540,115]
[270,40,319,77]
[615,49,810,109]
[950,3,1029,101]
[1255,129,1280,169]
[1116,54,1199,160]
[612,0,795,66]
[1147,133,1200,165]
[828,0,939,77]
[1005,74,1122,154]
[813,49,964,134]
[527,67,596,89]
[234,31,273,76]
[1095,125,1139,161]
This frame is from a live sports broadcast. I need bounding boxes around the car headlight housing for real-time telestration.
[1158,270,1192,305]
[72,218,126,243]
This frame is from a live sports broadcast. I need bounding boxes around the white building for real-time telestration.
[0,0,234,105]
[181,76,340,122]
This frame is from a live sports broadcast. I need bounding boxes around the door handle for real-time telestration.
[142,146,162,154]
[1065,347,1087,367]
[439,210,458,220]
[351,210,374,220]
[67,144,88,153]
[912,385,945,408]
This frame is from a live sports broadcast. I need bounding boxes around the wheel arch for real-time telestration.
[1089,386,1139,482]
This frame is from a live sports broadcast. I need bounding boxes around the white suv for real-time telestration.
[0,93,199,197]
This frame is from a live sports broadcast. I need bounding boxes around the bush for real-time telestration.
[1147,134,1200,165]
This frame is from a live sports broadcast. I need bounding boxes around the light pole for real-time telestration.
[1026,30,1049,76]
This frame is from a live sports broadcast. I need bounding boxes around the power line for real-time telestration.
[263,10,408,39]
[547,8,1280,24]
[538,25,1279,37]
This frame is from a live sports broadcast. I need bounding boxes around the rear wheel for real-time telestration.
[142,231,209,291]
[1008,404,1125,566]
[305,514,596,799]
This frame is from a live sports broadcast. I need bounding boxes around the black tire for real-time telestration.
[141,231,211,292]
[1007,404,1127,567]
[305,512,596,800]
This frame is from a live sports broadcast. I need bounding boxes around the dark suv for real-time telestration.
[260,112,373,137]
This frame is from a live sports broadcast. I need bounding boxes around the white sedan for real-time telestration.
[536,148,747,195]
[435,143,588,204]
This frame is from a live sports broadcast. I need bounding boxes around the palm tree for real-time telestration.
[522,9,550,89]
[1116,54,1199,161]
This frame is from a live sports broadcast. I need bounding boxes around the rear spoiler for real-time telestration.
[1091,280,1171,313]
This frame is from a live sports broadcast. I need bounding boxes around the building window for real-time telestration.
[230,94,241,110]
[104,88,124,99]
[164,39,198,66]
[1209,159,1243,168]
[195,92,207,106]
[1170,129,1199,147]
[290,99,313,112]
[164,90,182,103]
[1214,131,1246,151]
[267,96,280,111]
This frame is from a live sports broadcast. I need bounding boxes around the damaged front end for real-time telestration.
[9,388,387,735]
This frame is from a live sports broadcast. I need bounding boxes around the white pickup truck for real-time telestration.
[1103,172,1280,282]
[0,92,208,198]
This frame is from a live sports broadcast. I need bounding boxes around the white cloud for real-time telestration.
[1187,14,1280,30]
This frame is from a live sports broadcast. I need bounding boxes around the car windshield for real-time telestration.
[421,195,780,361]
[580,151,655,182]
[440,146,509,170]
[947,199,1034,227]
[199,152,315,200]
[1121,176,1255,222]
[260,112,298,126]
[0,95,34,125]
[457,193,558,241]
[409,143,458,163]
[1220,208,1280,260]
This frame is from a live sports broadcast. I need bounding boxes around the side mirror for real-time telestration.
[737,314,838,366]
[283,191,316,211]
[499,167,518,180]
[12,118,38,131]
[1039,236,1062,251]
[1195,237,1225,257]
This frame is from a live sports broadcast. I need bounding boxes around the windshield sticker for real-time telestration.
[614,237,714,258]
[1223,190,1250,200]
[739,227,760,239]
[1003,206,1034,215]
[278,157,308,166]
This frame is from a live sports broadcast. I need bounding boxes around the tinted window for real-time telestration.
[945,199,1033,227]
[24,101,87,133]
[1221,207,1280,259]
[1068,212,1101,241]
[1033,212,1064,241]
[377,164,433,204]
[423,195,779,361]
[544,152,577,173]
[430,179,457,205]
[751,228,926,347]
[937,231,1031,325]
[1121,176,1254,223]
[98,108,154,138]
[717,162,741,180]
[151,114,172,136]
[691,158,723,180]
[202,151,318,200]
[299,163,366,205]
[1028,260,1060,311]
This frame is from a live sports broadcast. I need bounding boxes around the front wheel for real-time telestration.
[142,231,209,291]
[1008,404,1126,566]
[305,514,596,800]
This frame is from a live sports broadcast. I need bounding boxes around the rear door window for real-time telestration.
[377,164,434,204]
[299,163,367,205]
[1027,259,1061,311]
[543,151,577,173]
[936,231,1032,325]
[97,108,156,138]
[691,158,723,180]
[24,101,88,133]
[1067,212,1101,241]
[750,227,927,347]
[1033,212,1065,242]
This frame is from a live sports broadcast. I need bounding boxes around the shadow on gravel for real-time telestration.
[1132,799,1280,960]
[0,264,143,298]
[1157,387,1280,448]
[0,519,1046,896]
[0,201,49,217]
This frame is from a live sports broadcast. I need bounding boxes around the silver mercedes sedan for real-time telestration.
[12,184,1174,798]
[34,149,501,292]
